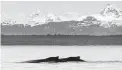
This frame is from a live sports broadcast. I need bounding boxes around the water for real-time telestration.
[1,46,122,70]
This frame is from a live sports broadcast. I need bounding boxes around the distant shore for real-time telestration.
[1,35,122,45]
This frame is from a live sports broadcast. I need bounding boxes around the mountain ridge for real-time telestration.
[1,4,122,35]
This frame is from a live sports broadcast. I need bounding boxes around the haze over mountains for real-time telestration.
[1,4,122,35]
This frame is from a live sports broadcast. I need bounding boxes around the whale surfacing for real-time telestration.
[20,56,85,63]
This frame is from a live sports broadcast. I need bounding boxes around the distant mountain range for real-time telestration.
[1,4,122,35]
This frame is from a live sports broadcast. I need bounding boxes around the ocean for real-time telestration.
[1,46,122,70]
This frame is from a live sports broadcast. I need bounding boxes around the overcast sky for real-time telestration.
[1,1,122,23]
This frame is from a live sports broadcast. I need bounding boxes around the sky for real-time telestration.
[1,1,122,24]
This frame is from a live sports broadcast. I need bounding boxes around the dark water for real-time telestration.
[1,35,122,45]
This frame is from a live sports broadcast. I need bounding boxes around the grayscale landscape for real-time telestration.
[1,1,122,70]
[1,1,122,45]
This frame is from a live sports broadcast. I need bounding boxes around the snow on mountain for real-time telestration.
[100,4,121,18]
[94,4,122,21]
[27,10,46,26]
[27,10,61,26]
[1,4,122,28]
[1,12,15,25]
[77,15,87,21]
[59,12,80,21]
[45,13,61,23]
[93,4,122,27]
[75,4,122,28]
[1,12,29,26]
[1,19,16,26]
[27,12,81,26]
[28,10,41,19]
[74,16,101,27]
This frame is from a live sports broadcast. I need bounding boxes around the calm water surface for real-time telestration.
[1,46,122,70]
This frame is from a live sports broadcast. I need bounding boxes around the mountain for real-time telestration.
[27,10,46,26]
[45,13,61,23]
[76,4,122,28]
[2,20,122,35]
[27,11,62,26]
[1,4,122,35]
[100,4,122,18]
[1,19,16,26]
[59,12,81,21]
[93,4,122,27]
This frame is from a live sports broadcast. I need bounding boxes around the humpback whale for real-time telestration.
[20,56,85,63]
